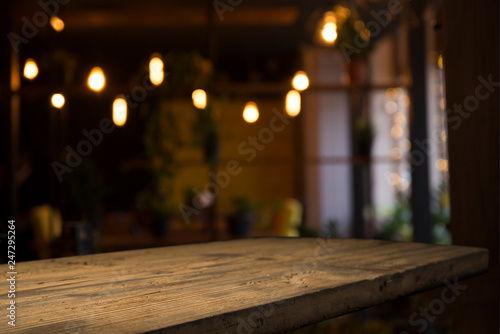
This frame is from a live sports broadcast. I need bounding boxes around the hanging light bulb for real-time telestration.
[51,93,65,108]
[243,101,259,123]
[319,11,338,44]
[113,96,127,127]
[50,16,65,32]
[23,59,38,80]
[437,55,444,69]
[88,67,105,92]
[321,22,338,43]
[149,54,164,86]
[292,71,309,91]
[192,89,207,109]
[285,90,301,117]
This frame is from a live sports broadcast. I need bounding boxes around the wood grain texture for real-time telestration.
[10,238,488,333]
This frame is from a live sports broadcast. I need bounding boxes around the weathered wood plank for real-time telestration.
[10,238,488,333]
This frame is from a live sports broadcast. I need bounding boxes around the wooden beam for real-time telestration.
[14,238,487,333]
[45,7,300,29]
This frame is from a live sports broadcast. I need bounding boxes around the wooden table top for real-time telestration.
[12,238,488,333]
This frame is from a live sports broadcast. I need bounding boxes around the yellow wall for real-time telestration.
[169,98,299,215]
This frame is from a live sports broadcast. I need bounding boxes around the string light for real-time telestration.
[285,90,301,117]
[51,93,65,108]
[50,16,65,32]
[149,54,164,86]
[88,67,105,92]
[436,159,449,172]
[112,97,127,127]
[321,22,338,43]
[243,102,259,123]
[385,101,398,114]
[391,125,404,139]
[292,71,309,91]
[23,59,38,80]
[391,147,402,160]
[437,55,444,69]
[192,89,207,109]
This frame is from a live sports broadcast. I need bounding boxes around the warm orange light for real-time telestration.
[88,67,105,92]
[50,16,65,32]
[437,55,444,69]
[51,93,65,108]
[113,97,127,127]
[321,22,338,43]
[192,89,207,109]
[390,147,402,160]
[23,59,38,80]
[385,101,398,114]
[292,71,309,91]
[391,125,404,139]
[285,90,301,117]
[388,173,401,186]
[401,139,411,151]
[436,159,448,172]
[385,88,398,99]
[243,102,259,123]
[393,112,407,125]
[149,55,164,86]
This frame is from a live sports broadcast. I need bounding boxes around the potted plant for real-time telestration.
[136,51,216,235]
[137,102,183,236]
[227,197,259,237]
[65,158,105,254]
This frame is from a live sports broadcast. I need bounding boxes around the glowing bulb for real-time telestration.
[192,89,207,109]
[394,112,407,125]
[439,98,446,110]
[391,125,404,139]
[88,67,105,92]
[321,22,338,43]
[149,55,164,86]
[113,97,127,127]
[440,130,447,142]
[51,93,65,108]
[437,55,444,69]
[388,173,401,186]
[400,139,411,151]
[398,94,410,108]
[285,90,301,117]
[50,16,65,32]
[243,102,259,123]
[391,147,402,160]
[385,88,398,99]
[323,11,336,23]
[385,101,398,114]
[292,71,309,91]
[435,159,449,172]
[398,178,410,191]
[23,59,38,80]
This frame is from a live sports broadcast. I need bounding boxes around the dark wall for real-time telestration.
[443,0,499,333]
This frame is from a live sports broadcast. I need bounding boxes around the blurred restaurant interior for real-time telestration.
[0,0,498,332]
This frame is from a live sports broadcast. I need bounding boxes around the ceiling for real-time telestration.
[4,0,397,85]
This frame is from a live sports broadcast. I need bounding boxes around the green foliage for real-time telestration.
[68,159,105,221]
[137,52,215,218]
[378,182,451,244]
[137,103,183,218]
[232,196,260,214]
[163,52,213,95]
[378,196,413,242]
[323,219,341,238]
[332,2,375,60]
[431,182,451,245]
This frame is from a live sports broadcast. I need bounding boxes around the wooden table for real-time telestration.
[12,238,488,333]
